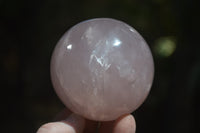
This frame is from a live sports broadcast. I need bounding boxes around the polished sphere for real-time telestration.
[51,18,154,121]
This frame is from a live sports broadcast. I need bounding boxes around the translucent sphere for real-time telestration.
[51,18,154,121]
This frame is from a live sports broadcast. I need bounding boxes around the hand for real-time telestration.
[36,108,136,133]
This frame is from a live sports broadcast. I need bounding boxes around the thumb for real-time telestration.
[37,113,85,133]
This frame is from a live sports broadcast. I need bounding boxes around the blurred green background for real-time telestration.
[1,0,200,132]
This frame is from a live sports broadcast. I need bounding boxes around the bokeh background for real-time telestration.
[1,0,200,132]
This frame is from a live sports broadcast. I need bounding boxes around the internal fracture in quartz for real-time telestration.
[51,18,154,121]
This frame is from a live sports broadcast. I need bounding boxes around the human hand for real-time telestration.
[36,108,136,133]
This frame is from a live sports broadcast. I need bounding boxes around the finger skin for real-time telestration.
[37,108,135,133]
[36,122,76,133]
[113,114,136,133]
[41,108,99,133]
[54,108,99,133]
[37,113,85,133]
[99,114,136,133]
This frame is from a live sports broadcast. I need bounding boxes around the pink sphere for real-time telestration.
[51,18,154,121]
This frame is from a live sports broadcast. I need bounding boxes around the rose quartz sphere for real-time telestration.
[51,18,154,121]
